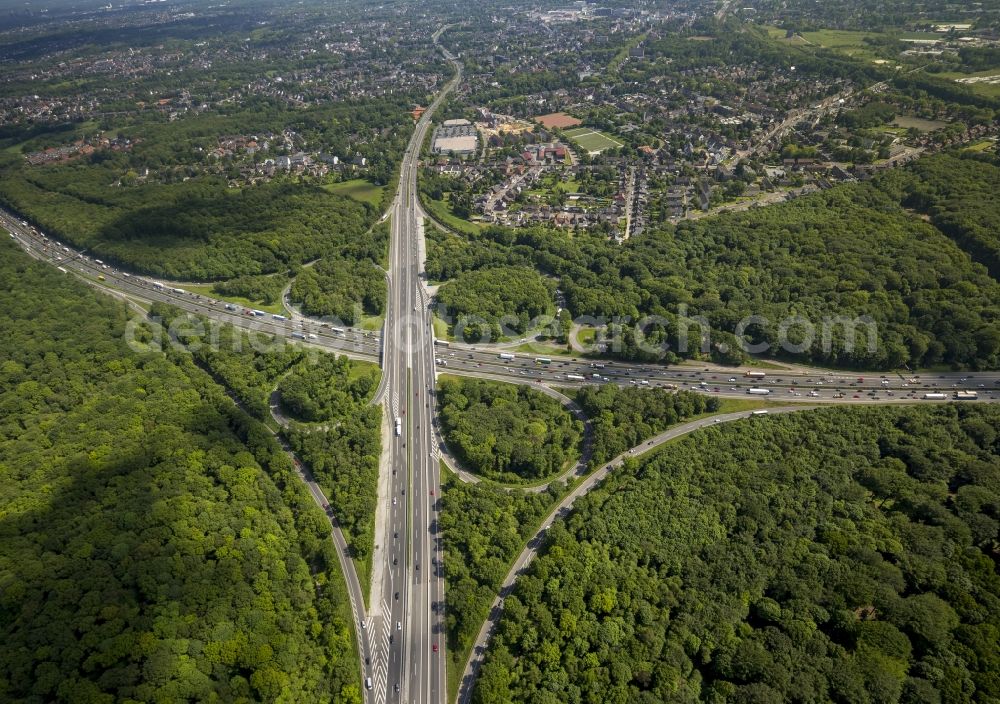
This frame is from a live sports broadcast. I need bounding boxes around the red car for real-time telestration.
[432,643,438,653]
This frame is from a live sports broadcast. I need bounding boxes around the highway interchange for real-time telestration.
[3,26,1000,704]
[5,213,997,407]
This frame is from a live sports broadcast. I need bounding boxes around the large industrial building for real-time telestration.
[432,118,477,155]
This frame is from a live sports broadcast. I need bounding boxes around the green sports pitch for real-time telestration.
[563,127,624,154]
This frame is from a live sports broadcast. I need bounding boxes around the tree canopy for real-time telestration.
[278,355,380,424]
[436,266,555,340]
[0,173,376,280]
[0,239,361,703]
[882,152,1000,280]
[437,377,583,483]
[427,164,1000,369]
[475,404,1000,704]
[574,386,720,466]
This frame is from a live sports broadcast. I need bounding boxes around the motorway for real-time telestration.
[371,23,460,704]
[3,26,1000,704]
[5,210,998,407]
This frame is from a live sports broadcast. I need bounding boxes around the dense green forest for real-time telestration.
[278,355,380,424]
[0,169,376,280]
[149,305,381,574]
[435,266,555,339]
[440,474,565,678]
[437,377,583,483]
[881,153,1000,279]
[0,240,361,702]
[150,303,304,420]
[574,386,720,466]
[279,356,381,564]
[290,259,386,324]
[288,220,389,322]
[475,404,1000,704]
[427,166,1000,370]
[286,407,381,571]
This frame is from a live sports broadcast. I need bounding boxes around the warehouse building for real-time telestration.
[432,119,478,155]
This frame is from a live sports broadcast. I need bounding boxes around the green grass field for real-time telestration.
[526,175,580,197]
[891,115,948,132]
[324,178,385,207]
[801,28,877,49]
[421,193,486,236]
[512,342,575,357]
[563,127,624,154]
[938,70,1000,98]
[182,283,287,316]
[359,315,384,332]
[963,139,997,153]
[432,315,451,341]
[347,358,382,387]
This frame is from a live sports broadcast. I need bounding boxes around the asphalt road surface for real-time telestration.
[3,26,999,704]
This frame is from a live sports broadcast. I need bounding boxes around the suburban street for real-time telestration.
[2,25,1000,704]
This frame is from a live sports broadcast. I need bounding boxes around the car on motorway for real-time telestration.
[432,643,438,653]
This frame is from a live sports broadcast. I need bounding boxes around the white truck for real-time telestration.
[744,371,766,379]
[498,353,515,361]
[747,388,771,395]
[394,417,402,436]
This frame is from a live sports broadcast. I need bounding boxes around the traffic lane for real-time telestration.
[5,215,382,356]
[11,212,997,396]
[436,355,998,400]
[415,342,433,701]
[435,365,997,409]
[443,350,1000,389]
[8,208,1000,393]
[441,341,1000,388]
[21,270,380,361]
